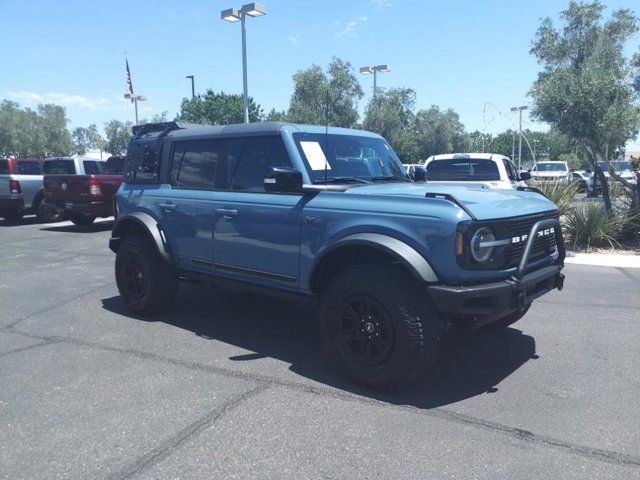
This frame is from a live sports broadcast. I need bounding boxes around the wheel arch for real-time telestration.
[109,212,170,263]
[309,233,439,293]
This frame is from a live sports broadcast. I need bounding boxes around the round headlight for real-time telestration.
[470,227,495,263]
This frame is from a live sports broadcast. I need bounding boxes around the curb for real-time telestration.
[565,252,640,269]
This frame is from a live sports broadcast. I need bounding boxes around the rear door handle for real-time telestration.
[158,202,176,211]
[216,208,238,219]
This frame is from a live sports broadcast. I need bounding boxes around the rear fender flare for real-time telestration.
[110,212,170,263]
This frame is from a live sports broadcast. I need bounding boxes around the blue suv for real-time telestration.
[110,122,565,390]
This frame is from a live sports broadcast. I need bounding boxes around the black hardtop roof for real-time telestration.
[132,121,286,142]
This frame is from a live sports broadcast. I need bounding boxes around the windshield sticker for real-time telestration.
[300,141,331,171]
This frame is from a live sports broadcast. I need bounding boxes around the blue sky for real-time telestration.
[1,0,639,149]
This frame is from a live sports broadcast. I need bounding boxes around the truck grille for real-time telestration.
[499,212,560,268]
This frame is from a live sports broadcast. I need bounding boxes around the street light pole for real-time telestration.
[185,75,195,99]
[359,64,390,99]
[511,105,528,170]
[221,3,267,124]
[124,93,147,125]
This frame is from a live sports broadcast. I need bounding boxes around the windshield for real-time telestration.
[597,161,631,172]
[292,132,409,183]
[534,163,567,172]
[426,158,500,181]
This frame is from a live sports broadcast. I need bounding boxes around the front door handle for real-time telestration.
[216,208,238,219]
[158,202,176,211]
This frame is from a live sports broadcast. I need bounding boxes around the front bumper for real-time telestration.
[428,218,565,327]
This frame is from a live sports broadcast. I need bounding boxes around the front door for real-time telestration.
[213,136,303,287]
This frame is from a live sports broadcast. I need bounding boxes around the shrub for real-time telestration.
[563,203,636,249]
[529,180,579,216]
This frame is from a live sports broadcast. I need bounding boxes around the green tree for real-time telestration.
[266,108,287,122]
[464,130,493,154]
[71,124,104,156]
[362,88,417,162]
[103,120,133,155]
[287,57,364,128]
[38,104,73,156]
[412,106,466,161]
[530,1,640,210]
[177,91,262,125]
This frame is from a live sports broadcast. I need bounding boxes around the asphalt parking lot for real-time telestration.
[1,217,639,480]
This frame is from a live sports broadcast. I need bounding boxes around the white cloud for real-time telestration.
[360,16,369,21]
[3,90,114,111]
[289,34,300,45]
[334,20,358,39]
[370,0,393,8]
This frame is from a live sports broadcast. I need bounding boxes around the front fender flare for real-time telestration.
[109,212,170,263]
[309,233,439,290]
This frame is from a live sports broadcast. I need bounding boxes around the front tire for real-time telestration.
[115,234,178,314]
[319,263,443,391]
[70,214,96,226]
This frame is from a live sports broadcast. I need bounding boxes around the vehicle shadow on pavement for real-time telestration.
[0,216,41,227]
[40,221,114,233]
[101,283,536,409]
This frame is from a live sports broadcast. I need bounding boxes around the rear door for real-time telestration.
[213,135,303,286]
[155,139,221,270]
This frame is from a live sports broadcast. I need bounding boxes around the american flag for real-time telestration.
[126,59,134,101]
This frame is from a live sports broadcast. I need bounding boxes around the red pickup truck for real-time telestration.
[43,156,124,226]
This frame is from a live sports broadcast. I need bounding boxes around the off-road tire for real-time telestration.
[319,262,443,391]
[485,304,531,332]
[70,215,96,226]
[115,234,178,314]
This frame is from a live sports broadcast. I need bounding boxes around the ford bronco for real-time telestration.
[109,122,565,390]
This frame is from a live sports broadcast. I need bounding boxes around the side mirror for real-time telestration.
[413,166,427,182]
[264,166,303,193]
[519,171,531,181]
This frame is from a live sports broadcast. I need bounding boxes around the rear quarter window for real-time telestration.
[17,161,42,175]
[83,160,104,175]
[43,160,76,175]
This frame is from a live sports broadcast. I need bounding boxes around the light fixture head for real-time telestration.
[375,64,390,73]
[241,2,266,16]
[359,66,373,75]
[221,7,241,22]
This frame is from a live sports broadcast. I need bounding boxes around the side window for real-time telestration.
[170,140,220,190]
[83,160,103,175]
[502,159,516,181]
[0,160,9,174]
[224,136,290,192]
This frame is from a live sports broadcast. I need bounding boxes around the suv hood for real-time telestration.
[344,183,557,221]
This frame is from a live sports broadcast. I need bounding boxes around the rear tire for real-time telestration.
[319,262,443,391]
[70,215,96,226]
[115,234,178,314]
[36,201,64,223]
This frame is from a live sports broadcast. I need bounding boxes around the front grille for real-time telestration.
[498,212,559,268]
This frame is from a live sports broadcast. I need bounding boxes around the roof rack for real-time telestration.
[132,121,182,140]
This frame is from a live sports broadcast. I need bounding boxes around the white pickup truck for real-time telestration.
[422,153,530,189]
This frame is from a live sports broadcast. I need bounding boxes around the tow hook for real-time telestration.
[556,273,565,291]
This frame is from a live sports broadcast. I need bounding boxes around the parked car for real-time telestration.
[569,170,591,193]
[0,157,48,223]
[596,160,638,186]
[110,122,565,390]
[422,153,529,189]
[529,161,571,183]
[43,156,124,226]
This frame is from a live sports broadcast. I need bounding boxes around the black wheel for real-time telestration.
[319,262,443,391]
[36,200,64,223]
[70,215,96,226]
[485,304,531,332]
[115,234,178,314]
[2,211,22,223]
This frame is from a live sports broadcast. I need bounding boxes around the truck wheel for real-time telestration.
[70,215,96,226]
[36,201,64,223]
[115,234,178,314]
[485,304,531,332]
[319,263,443,391]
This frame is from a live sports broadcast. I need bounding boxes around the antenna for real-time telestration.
[324,86,330,184]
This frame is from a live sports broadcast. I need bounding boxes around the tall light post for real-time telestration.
[510,105,528,170]
[221,2,266,124]
[124,93,147,125]
[185,75,195,99]
[359,64,390,99]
